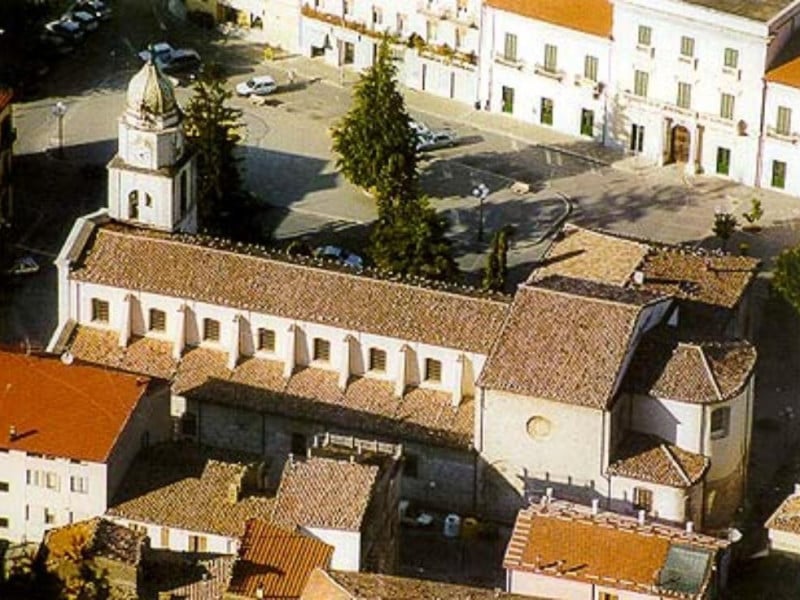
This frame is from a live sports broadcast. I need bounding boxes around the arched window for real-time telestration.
[128,190,139,220]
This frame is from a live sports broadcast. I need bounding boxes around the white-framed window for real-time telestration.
[676,82,692,109]
[544,44,558,72]
[711,406,731,439]
[424,358,442,383]
[633,486,653,512]
[503,33,517,62]
[720,93,735,120]
[91,298,110,324]
[680,36,695,58]
[634,70,649,97]
[584,55,598,82]
[777,106,792,135]
[203,318,220,342]
[369,348,387,372]
[149,308,166,332]
[70,476,89,494]
[257,328,276,352]
[188,534,207,552]
[724,47,738,68]
[44,508,56,525]
[638,25,652,46]
[313,338,331,362]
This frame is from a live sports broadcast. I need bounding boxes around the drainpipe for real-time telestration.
[755,77,768,188]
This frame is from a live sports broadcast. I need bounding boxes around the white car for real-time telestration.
[236,76,278,97]
[417,129,458,152]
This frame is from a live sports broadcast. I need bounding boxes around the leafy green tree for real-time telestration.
[183,64,244,231]
[331,37,418,196]
[774,245,800,315]
[712,211,737,251]
[370,196,457,280]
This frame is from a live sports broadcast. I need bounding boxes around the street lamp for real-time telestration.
[52,101,68,158]
[471,182,489,242]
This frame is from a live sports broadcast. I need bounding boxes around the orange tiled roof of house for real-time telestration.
[767,55,800,88]
[531,226,650,286]
[301,568,536,599]
[505,502,727,597]
[624,330,756,404]
[107,443,275,538]
[478,280,666,408]
[766,491,800,534]
[487,0,612,38]
[0,89,12,111]
[228,519,333,599]
[607,432,709,487]
[0,350,154,462]
[272,456,380,531]
[70,222,510,355]
[66,326,474,448]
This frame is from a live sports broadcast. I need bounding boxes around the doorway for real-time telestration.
[670,125,691,163]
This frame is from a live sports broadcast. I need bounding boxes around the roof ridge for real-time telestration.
[522,281,662,310]
[661,443,692,487]
[697,346,724,402]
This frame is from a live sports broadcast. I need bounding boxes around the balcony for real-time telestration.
[494,53,523,69]
[767,125,799,143]
[533,63,565,81]
[450,7,478,28]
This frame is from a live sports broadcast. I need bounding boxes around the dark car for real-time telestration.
[157,49,202,82]
[44,18,84,44]
[67,10,99,33]
[75,0,112,21]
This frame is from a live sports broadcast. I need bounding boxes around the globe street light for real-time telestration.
[471,182,489,242]
[52,101,68,158]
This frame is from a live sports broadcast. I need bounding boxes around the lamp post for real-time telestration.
[52,101,68,158]
[471,182,489,242]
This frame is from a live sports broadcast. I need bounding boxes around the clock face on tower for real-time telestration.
[131,134,153,165]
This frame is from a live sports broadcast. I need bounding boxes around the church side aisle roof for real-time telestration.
[69,222,510,355]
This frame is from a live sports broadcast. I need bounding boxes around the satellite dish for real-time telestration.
[60,351,74,365]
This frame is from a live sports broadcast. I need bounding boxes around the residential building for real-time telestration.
[609,0,800,181]
[480,0,612,141]
[299,0,481,103]
[0,350,170,544]
[0,88,14,266]
[766,484,800,555]
[39,517,148,599]
[225,519,333,599]
[300,568,532,599]
[504,500,731,599]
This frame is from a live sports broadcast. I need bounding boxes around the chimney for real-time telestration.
[638,509,646,525]
[306,447,312,459]
[591,498,599,516]
[545,487,554,500]
[227,482,240,505]
[794,483,800,496]
[686,521,694,534]
[633,270,645,285]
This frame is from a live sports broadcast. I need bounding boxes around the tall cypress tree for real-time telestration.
[331,37,418,196]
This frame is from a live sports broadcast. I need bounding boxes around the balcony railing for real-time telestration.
[494,53,523,69]
[767,125,799,142]
[534,63,565,81]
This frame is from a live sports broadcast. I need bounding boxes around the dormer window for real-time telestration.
[369,348,387,372]
[424,358,442,383]
[203,318,220,342]
[313,338,330,362]
[149,308,166,332]
[91,298,109,324]
[258,328,276,352]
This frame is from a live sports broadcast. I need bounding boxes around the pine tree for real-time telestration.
[182,63,244,231]
[331,37,418,196]
[774,245,800,316]
[482,227,511,292]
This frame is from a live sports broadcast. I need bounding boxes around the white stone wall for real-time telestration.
[608,475,691,524]
[508,569,658,600]
[769,527,800,556]
[705,389,751,484]
[629,394,703,452]
[0,451,107,543]
[760,82,800,194]
[480,8,611,140]
[107,517,238,554]
[303,526,361,571]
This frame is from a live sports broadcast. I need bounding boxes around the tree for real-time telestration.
[712,211,737,251]
[370,196,457,280]
[483,227,511,292]
[183,64,244,231]
[774,245,800,315]
[331,37,418,197]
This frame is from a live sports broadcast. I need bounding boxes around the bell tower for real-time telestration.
[107,59,197,233]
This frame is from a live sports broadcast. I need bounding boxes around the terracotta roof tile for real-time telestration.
[68,327,473,448]
[310,569,533,599]
[0,350,154,462]
[478,284,654,408]
[229,519,333,599]
[107,443,275,538]
[68,327,177,379]
[272,456,380,531]
[531,226,649,286]
[71,223,509,354]
[639,249,759,309]
[487,0,612,38]
[624,330,756,404]
[504,502,727,596]
[607,432,709,487]
[767,55,800,88]
[766,493,800,534]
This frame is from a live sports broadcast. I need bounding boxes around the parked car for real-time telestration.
[74,0,112,21]
[6,256,40,276]
[409,119,431,136]
[156,49,202,81]
[138,42,175,63]
[67,10,99,32]
[236,75,278,97]
[417,129,458,152]
[44,18,84,44]
[314,245,364,269]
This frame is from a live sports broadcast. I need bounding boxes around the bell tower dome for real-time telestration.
[107,59,197,233]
